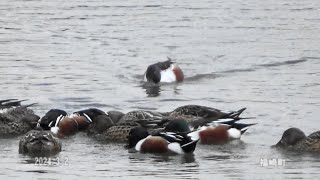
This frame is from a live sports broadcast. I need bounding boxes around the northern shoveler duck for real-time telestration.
[144,58,184,84]
[74,108,124,125]
[168,105,248,121]
[74,109,124,136]
[94,115,170,142]
[19,129,61,157]
[38,108,112,137]
[0,99,39,136]
[127,127,198,154]
[165,118,256,144]
[50,113,92,137]
[273,128,320,153]
[95,121,141,142]
[116,110,167,125]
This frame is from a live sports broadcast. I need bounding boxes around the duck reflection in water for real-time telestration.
[128,152,196,164]
[142,83,182,97]
[142,83,161,97]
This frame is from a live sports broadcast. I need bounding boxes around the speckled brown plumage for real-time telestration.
[274,128,320,153]
[95,122,141,142]
[0,106,39,136]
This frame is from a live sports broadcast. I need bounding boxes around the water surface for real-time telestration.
[0,0,320,179]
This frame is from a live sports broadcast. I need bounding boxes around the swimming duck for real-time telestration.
[95,121,141,142]
[116,110,167,125]
[168,105,248,121]
[38,108,110,137]
[94,114,171,142]
[19,129,61,156]
[50,113,92,138]
[127,127,198,154]
[73,109,124,136]
[165,118,256,144]
[144,58,184,84]
[0,99,39,136]
[273,128,320,153]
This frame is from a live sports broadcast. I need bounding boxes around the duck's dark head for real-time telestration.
[273,128,306,148]
[38,109,67,130]
[165,119,191,133]
[127,127,149,149]
[146,65,161,84]
[19,130,61,157]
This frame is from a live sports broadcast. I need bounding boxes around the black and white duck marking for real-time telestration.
[144,58,184,84]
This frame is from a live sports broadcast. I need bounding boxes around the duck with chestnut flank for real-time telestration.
[165,118,256,144]
[37,108,115,137]
[144,58,184,84]
[127,127,198,154]
[50,113,94,138]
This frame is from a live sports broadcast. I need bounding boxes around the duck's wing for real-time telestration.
[0,99,27,109]
[308,131,320,139]
[118,110,165,124]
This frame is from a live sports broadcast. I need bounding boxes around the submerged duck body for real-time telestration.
[273,128,320,153]
[144,59,184,84]
[19,130,61,156]
[0,99,39,136]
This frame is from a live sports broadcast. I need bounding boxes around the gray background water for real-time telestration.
[0,0,319,179]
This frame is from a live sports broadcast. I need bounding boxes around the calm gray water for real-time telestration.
[0,0,320,179]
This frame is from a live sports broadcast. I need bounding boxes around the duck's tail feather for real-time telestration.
[181,139,199,153]
[0,99,18,104]
[21,103,38,108]
[231,123,257,134]
[226,107,246,119]
[0,99,27,108]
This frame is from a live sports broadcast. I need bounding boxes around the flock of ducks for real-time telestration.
[1,59,320,157]
[5,99,256,156]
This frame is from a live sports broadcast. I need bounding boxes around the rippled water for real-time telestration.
[0,0,320,179]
